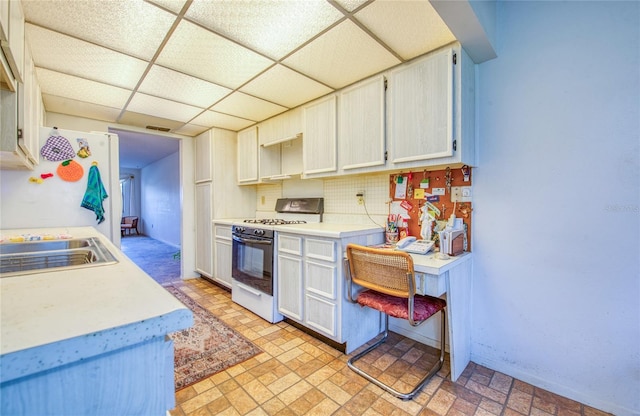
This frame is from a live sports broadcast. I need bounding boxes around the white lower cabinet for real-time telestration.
[213,223,233,288]
[276,232,383,353]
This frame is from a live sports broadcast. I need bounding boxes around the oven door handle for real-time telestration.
[232,235,273,245]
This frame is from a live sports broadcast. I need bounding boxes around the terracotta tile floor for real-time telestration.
[168,278,610,416]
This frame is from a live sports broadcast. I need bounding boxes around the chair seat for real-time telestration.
[357,290,446,322]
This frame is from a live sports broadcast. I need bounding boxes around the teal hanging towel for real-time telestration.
[81,164,109,224]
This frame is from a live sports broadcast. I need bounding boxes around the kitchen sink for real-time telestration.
[0,237,118,277]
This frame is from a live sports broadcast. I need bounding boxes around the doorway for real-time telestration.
[111,127,182,279]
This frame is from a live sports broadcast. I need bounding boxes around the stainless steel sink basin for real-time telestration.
[0,237,118,277]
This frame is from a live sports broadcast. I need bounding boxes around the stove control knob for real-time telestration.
[254,229,265,236]
[235,227,244,233]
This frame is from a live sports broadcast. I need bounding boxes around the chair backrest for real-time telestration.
[122,216,138,225]
[346,244,416,299]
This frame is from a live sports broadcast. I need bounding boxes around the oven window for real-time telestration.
[238,245,264,278]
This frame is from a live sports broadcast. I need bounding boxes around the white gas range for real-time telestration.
[231,198,323,323]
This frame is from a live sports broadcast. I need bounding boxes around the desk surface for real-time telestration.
[410,251,472,275]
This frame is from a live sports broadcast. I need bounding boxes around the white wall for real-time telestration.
[473,2,639,415]
[141,151,181,247]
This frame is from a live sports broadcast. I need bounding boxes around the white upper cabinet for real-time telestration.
[338,75,386,173]
[237,126,259,184]
[0,0,24,87]
[195,127,212,182]
[388,47,454,165]
[303,95,337,177]
[259,108,303,181]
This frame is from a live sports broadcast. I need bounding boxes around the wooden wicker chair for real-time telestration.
[120,216,139,236]
[345,244,446,400]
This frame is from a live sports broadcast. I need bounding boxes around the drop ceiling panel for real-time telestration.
[333,0,369,13]
[42,95,122,123]
[156,20,274,89]
[240,64,334,108]
[118,111,185,131]
[185,0,343,60]
[139,65,233,108]
[26,24,148,89]
[173,124,210,137]
[22,0,176,60]
[191,110,255,132]
[355,0,456,61]
[36,68,131,109]
[283,20,401,89]
[128,93,204,122]
[147,0,188,15]
[211,92,287,122]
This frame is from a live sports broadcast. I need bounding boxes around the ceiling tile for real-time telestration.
[240,64,334,108]
[155,20,274,89]
[355,0,456,61]
[118,111,186,132]
[22,0,176,60]
[138,65,233,108]
[185,0,343,60]
[211,92,287,121]
[333,0,369,13]
[42,95,122,123]
[146,0,189,15]
[172,124,210,137]
[26,24,148,89]
[282,20,400,89]
[36,68,131,109]
[127,93,203,123]
[191,111,255,132]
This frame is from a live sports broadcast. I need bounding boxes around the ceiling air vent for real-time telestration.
[146,125,171,132]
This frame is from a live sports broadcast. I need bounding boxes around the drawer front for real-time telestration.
[305,238,336,262]
[306,260,337,300]
[417,272,447,296]
[305,294,337,338]
[278,234,303,255]
[214,225,232,239]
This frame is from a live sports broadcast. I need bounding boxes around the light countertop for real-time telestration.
[0,226,193,382]
[409,251,472,275]
[273,222,384,238]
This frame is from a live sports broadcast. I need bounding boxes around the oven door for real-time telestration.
[232,234,274,296]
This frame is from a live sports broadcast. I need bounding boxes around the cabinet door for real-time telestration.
[214,240,232,288]
[277,253,304,321]
[303,95,337,175]
[1,0,24,83]
[306,293,337,338]
[339,76,386,171]
[388,48,453,164]
[194,131,211,182]
[195,183,212,277]
[237,126,258,183]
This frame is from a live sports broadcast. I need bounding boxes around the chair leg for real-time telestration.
[347,309,446,400]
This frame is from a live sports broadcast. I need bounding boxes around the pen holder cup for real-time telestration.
[386,232,399,245]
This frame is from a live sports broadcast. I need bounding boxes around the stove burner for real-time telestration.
[243,219,307,225]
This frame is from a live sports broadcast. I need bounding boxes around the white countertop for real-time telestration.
[273,222,384,238]
[409,251,472,275]
[0,226,193,382]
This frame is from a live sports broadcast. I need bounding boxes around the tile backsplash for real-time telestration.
[255,173,389,226]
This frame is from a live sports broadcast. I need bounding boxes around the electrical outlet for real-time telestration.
[451,186,472,202]
[356,192,364,205]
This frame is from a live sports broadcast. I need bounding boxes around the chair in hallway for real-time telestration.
[345,244,446,400]
[121,216,139,236]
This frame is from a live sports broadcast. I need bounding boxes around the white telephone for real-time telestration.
[396,236,435,254]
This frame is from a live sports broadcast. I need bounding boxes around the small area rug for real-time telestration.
[164,285,262,390]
